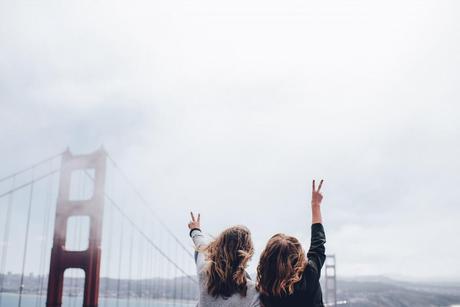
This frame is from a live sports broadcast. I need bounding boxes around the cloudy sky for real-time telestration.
[1,0,459,281]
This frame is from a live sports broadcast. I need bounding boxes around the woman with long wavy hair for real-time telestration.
[256,180,327,307]
[188,212,260,307]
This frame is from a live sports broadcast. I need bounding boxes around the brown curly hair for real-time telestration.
[202,225,254,298]
[256,233,307,297]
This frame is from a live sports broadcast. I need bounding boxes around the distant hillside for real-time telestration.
[336,277,460,307]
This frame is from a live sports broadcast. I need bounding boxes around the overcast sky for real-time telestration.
[1,0,459,281]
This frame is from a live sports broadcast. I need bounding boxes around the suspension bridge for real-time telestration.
[0,148,199,307]
[0,148,339,307]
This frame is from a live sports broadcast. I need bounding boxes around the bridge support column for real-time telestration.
[324,254,337,307]
[46,148,106,307]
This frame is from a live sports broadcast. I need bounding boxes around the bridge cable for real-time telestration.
[106,154,194,258]
[36,162,55,307]
[115,217,124,307]
[127,226,134,307]
[0,169,60,199]
[0,176,15,307]
[173,241,178,306]
[106,191,197,284]
[83,170,198,284]
[0,154,60,306]
[148,238,153,306]
[149,224,156,307]
[17,172,35,307]
[136,215,145,304]
[0,152,62,184]
[103,204,114,307]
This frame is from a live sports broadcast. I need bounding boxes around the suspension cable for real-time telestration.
[0,152,62,184]
[84,170,197,284]
[18,177,35,307]
[103,204,114,307]
[137,215,145,304]
[105,190,198,284]
[0,176,15,307]
[85,166,198,283]
[0,169,60,199]
[115,217,124,307]
[106,154,193,258]
[36,163,55,307]
[127,227,134,306]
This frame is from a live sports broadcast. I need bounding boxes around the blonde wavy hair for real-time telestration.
[202,225,254,298]
[256,233,307,297]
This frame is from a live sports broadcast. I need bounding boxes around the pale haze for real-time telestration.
[1,0,459,281]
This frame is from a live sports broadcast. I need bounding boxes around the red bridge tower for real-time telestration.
[46,149,106,307]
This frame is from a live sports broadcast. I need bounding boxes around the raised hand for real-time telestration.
[311,179,324,206]
[188,212,201,230]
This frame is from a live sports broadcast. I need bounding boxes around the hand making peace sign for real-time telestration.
[188,212,201,230]
[311,179,324,206]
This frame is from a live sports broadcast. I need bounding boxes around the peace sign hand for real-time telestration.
[188,212,201,230]
[311,179,324,206]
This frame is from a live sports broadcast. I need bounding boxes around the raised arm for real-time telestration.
[311,179,323,224]
[188,212,207,271]
[307,180,326,277]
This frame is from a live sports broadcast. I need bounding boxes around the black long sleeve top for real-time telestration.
[259,223,326,307]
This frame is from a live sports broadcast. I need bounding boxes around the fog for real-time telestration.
[1,0,459,281]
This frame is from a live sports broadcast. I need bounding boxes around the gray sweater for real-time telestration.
[190,229,260,307]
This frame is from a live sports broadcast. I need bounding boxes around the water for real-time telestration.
[0,293,196,307]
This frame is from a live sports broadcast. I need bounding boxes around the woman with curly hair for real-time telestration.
[188,212,260,307]
[256,180,327,307]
